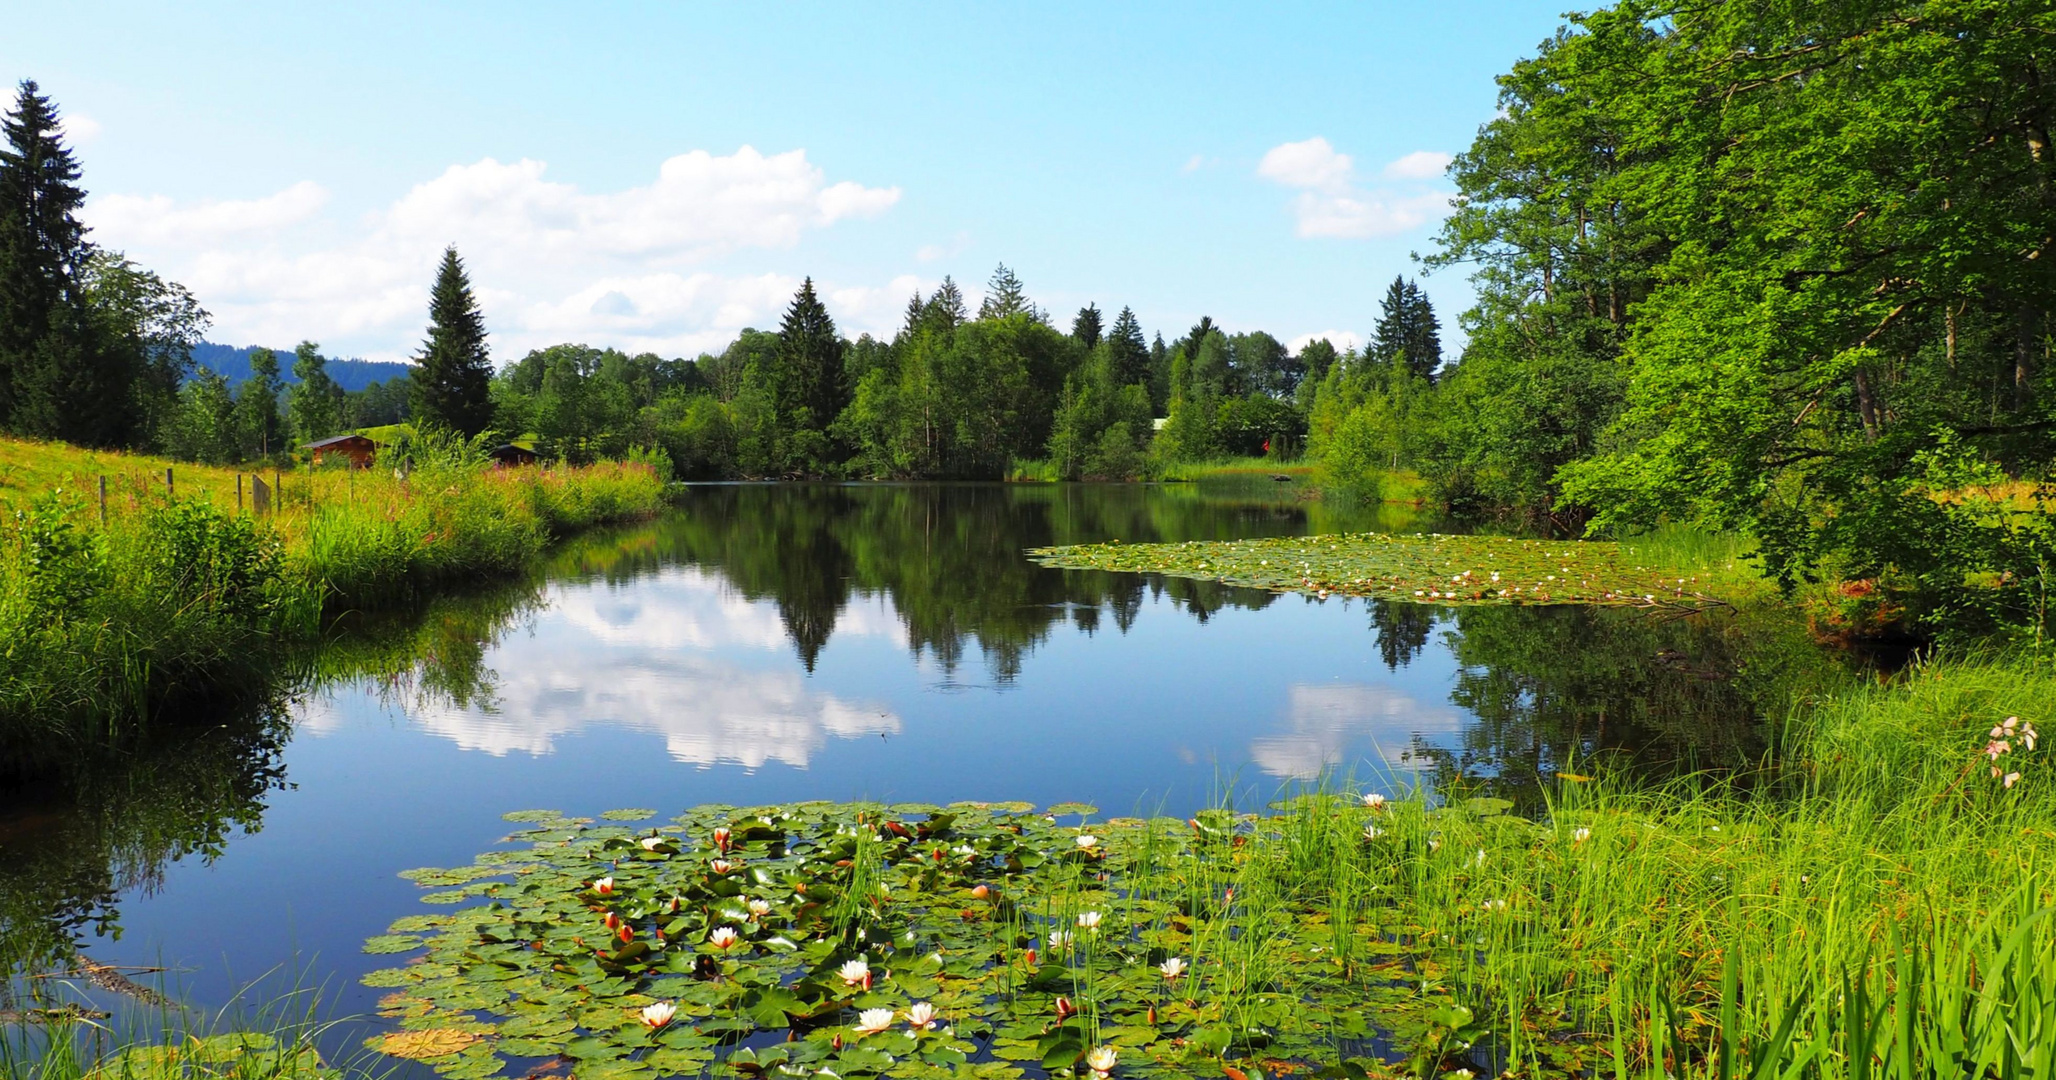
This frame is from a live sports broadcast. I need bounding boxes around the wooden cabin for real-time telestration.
[301,433,379,468]
[487,443,540,468]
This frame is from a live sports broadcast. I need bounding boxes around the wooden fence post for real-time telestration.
[237,474,245,514]
[164,467,174,500]
[98,476,107,525]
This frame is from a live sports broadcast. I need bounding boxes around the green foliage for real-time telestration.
[411,246,495,438]
[1369,276,1442,384]
[1030,532,1726,609]
[286,342,342,447]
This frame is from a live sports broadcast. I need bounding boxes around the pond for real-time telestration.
[0,481,1807,1067]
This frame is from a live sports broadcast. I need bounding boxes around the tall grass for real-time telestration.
[1132,653,2056,1076]
[0,434,664,764]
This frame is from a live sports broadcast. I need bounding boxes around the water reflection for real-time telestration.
[1250,683,1467,780]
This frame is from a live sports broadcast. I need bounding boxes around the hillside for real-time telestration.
[192,342,415,391]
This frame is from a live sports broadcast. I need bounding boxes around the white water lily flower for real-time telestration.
[1047,930,1074,951]
[1087,1045,1118,1078]
[747,898,773,918]
[1076,910,1103,930]
[710,858,735,874]
[1075,834,1099,850]
[1159,957,1187,979]
[1361,792,1386,809]
[1572,827,1591,844]
[854,1008,895,1036]
[838,959,871,987]
[639,836,665,851]
[592,876,615,895]
[905,1002,939,1030]
[709,926,740,949]
[639,1001,676,1028]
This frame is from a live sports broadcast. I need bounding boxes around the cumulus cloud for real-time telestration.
[1257,137,1454,240]
[82,147,904,361]
[58,112,101,144]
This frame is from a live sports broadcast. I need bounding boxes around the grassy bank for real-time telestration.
[0,436,664,766]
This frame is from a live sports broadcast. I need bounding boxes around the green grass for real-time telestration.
[0,434,665,765]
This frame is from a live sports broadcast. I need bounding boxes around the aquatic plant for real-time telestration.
[1028,533,1727,609]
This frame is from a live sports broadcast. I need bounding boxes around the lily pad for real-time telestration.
[1027,533,1724,609]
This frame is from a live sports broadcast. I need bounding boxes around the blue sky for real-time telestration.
[6,3,1569,363]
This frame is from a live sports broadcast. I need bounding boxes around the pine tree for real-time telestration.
[774,277,846,441]
[899,289,926,340]
[1107,306,1149,388]
[0,80,115,443]
[978,264,1033,321]
[922,277,967,332]
[1071,304,1103,349]
[412,245,494,436]
[1371,275,1443,382]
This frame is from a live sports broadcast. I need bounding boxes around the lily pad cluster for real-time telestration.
[1028,533,1721,608]
[361,801,1453,1079]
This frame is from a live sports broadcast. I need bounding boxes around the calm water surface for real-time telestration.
[0,482,1785,1040]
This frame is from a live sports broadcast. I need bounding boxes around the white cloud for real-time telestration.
[1181,154,1206,174]
[87,182,330,246]
[1382,150,1453,181]
[58,112,101,144]
[83,147,904,361]
[1257,138,1455,240]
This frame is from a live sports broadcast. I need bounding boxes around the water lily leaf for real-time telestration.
[376,1029,478,1060]
[360,967,414,988]
[363,934,423,954]
[1044,802,1098,817]
[601,808,657,821]
[1464,797,1516,818]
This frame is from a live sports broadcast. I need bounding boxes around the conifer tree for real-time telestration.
[1371,275,1442,382]
[775,277,846,437]
[412,245,494,436]
[0,80,113,443]
[1071,304,1103,349]
[922,277,967,332]
[978,264,1032,320]
[1107,306,1149,388]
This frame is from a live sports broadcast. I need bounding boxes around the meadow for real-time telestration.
[0,434,666,767]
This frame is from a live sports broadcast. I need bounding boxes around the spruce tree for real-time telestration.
[0,80,112,443]
[978,264,1032,320]
[1371,275,1443,382]
[239,345,283,457]
[1107,306,1149,388]
[774,277,846,435]
[1071,304,1103,350]
[922,277,967,332]
[412,245,494,436]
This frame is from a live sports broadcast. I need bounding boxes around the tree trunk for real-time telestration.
[1854,369,1881,441]
[2018,304,2038,411]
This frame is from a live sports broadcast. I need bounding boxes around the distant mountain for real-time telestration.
[192,343,415,392]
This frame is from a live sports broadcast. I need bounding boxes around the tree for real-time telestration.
[163,368,240,464]
[1106,307,1149,389]
[0,80,117,444]
[287,341,342,445]
[978,264,1037,321]
[83,251,206,447]
[1370,276,1442,382]
[1071,304,1103,350]
[238,346,283,457]
[412,245,494,436]
[773,278,846,471]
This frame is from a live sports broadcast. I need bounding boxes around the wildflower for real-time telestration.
[747,898,772,919]
[639,1001,676,1029]
[905,1002,939,1030]
[1361,792,1387,810]
[838,959,872,989]
[854,1008,895,1036]
[1076,911,1103,930]
[1572,827,1591,844]
[1159,957,1187,980]
[1987,739,2012,761]
[1047,930,1074,951]
[1449,1071,1473,1080]
[593,876,615,895]
[639,836,665,852]
[1076,834,1100,851]
[2006,771,2023,788]
[1474,849,1486,866]
[1483,898,1509,913]
[1364,825,1384,840]
[710,859,735,875]
[1428,838,1441,851]
[1086,1046,1118,1078]
[709,927,740,950]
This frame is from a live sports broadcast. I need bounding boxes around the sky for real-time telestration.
[4,3,1570,364]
